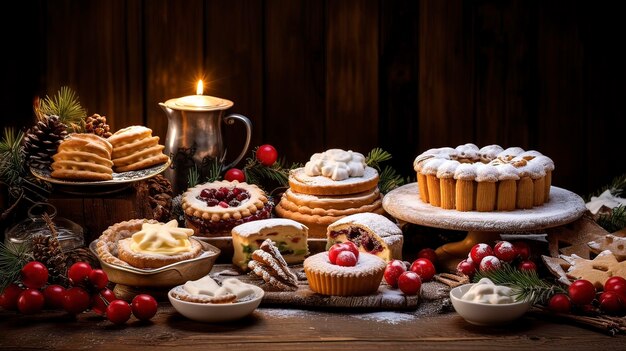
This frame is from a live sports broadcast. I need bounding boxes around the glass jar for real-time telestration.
[4,202,84,252]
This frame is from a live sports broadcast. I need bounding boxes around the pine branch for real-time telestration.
[0,128,26,187]
[378,165,405,194]
[586,173,626,201]
[473,264,567,305]
[38,86,86,131]
[365,148,392,170]
[204,158,222,183]
[597,205,626,233]
[187,164,200,188]
[0,241,30,291]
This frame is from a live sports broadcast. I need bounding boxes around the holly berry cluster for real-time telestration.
[456,240,536,278]
[224,144,278,183]
[548,277,626,315]
[0,261,158,325]
[383,248,438,295]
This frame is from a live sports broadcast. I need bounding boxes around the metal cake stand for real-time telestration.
[383,183,587,271]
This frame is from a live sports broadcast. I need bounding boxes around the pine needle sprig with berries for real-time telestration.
[473,264,567,305]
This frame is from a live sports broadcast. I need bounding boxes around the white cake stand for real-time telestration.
[383,183,587,271]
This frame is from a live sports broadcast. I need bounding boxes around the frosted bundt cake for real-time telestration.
[413,144,554,212]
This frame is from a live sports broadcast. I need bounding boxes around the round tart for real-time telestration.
[303,251,385,296]
[182,180,273,237]
[289,167,379,196]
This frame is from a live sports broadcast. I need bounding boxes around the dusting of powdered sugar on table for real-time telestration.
[383,184,586,232]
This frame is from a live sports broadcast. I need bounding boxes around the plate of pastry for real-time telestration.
[30,128,171,192]
[91,219,220,287]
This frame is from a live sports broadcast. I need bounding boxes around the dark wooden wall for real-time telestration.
[1,0,624,197]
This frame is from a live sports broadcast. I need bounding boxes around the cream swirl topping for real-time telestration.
[461,278,515,304]
[304,149,366,181]
[130,219,195,255]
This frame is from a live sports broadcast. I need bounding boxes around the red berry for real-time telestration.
[63,287,91,315]
[417,248,438,263]
[479,255,502,272]
[599,291,624,314]
[218,201,229,208]
[256,144,278,166]
[88,269,109,290]
[456,259,476,277]
[0,283,23,310]
[131,294,158,321]
[518,260,537,272]
[328,243,349,265]
[91,288,117,315]
[470,243,494,265]
[335,251,357,267]
[43,285,66,309]
[409,258,436,282]
[605,276,626,296]
[384,260,407,288]
[398,271,422,295]
[224,168,246,182]
[21,261,49,289]
[17,288,45,314]
[548,293,571,313]
[493,241,517,263]
[513,241,531,260]
[68,262,93,286]
[568,279,596,306]
[340,241,360,260]
[106,300,132,324]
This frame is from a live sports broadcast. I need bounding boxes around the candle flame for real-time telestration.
[196,80,204,95]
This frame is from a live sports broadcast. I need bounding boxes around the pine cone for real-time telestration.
[65,247,100,269]
[23,115,68,170]
[30,233,68,286]
[84,113,112,138]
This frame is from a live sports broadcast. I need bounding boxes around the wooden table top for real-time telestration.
[1,303,624,350]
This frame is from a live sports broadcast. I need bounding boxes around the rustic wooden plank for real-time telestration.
[418,0,475,151]
[379,0,420,173]
[144,0,204,141]
[537,1,585,195]
[264,0,326,164]
[204,0,263,168]
[473,0,537,148]
[326,0,379,154]
[44,0,143,131]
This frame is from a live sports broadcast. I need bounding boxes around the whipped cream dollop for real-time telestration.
[130,220,195,256]
[461,278,515,304]
[304,149,366,181]
[184,276,255,300]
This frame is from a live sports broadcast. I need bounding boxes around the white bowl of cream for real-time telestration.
[449,278,532,326]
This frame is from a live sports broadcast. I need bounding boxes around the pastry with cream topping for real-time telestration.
[96,218,203,269]
[276,149,384,237]
[170,275,257,304]
[413,144,554,211]
[183,180,273,237]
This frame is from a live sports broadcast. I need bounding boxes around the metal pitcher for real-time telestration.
[159,94,251,194]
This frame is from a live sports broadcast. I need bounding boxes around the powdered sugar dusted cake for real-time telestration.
[326,213,403,262]
[303,251,385,296]
[413,143,554,212]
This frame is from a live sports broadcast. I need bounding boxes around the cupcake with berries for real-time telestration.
[182,180,274,237]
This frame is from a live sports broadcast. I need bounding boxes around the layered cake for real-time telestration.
[231,218,308,271]
[304,251,385,296]
[413,144,554,211]
[182,180,273,237]
[276,149,385,237]
[326,213,403,262]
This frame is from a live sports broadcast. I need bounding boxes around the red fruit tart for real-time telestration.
[182,180,274,237]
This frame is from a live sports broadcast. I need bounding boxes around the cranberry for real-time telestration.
[88,269,109,290]
[218,201,229,208]
[341,241,360,260]
[417,248,438,263]
[568,279,596,306]
[228,200,241,207]
[17,289,45,314]
[518,260,537,272]
[131,294,158,321]
[0,283,23,310]
[215,189,228,200]
[470,243,494,266]
[232,187,243,196]
[21,261,49,289]
[200,189,211,198]
[513,241,531,260]
[224,168,246,182]
[328,243,351,264]
[398,271,422,295]
[493,241,517,263]
[206,199,219,207]
[479,255,502,272]
[68,262,93,286]
[63,287,91,315]
[91,288,116,315]
[256,144,278,166]
[384,260,407,288]
[409,258,436,282]
[106,300,132,325]
[336,251,357,267]
[599,291,625,314]
[456,259,476,277]
[605,277,626,296]
[548,293,571,313]
[236,193,249,201]
[43,285,66,309]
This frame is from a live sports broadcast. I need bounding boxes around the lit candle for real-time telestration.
[167,80,232,111]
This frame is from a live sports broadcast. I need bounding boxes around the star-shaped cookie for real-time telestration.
[588,234,626,261]
[547,214,609,259]
[132,219,194,250]
[560,250,626,289]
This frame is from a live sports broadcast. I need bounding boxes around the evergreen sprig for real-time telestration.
[243,153,295,188]
[37,86,86,131]
[205,158,222,183]
[0,128,25,187]
[0,241,30,291]
[365,147,405,194]
[597,205,626,233]
[187,164,200,188]
[365,148,392,170]
[473,264,567,305]
[586,173,626,201]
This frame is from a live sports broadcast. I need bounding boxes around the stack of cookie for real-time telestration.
[108,126,169,172]
[248,239,299,291]
[275,149,385,238]
[51,133,114,181]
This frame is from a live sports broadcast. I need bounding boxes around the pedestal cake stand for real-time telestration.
[383,183,587,271]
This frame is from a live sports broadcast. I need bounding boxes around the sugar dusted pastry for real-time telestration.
[170,275,256,304]
[51,133,113,181]
[248,239,299,291]
[107,125,169,172]
[413,144,554,211]
[326,213,403,262]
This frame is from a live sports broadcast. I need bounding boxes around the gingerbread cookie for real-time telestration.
[560,250,626,289]
[588,234,626,261]
[547,215,610,259]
